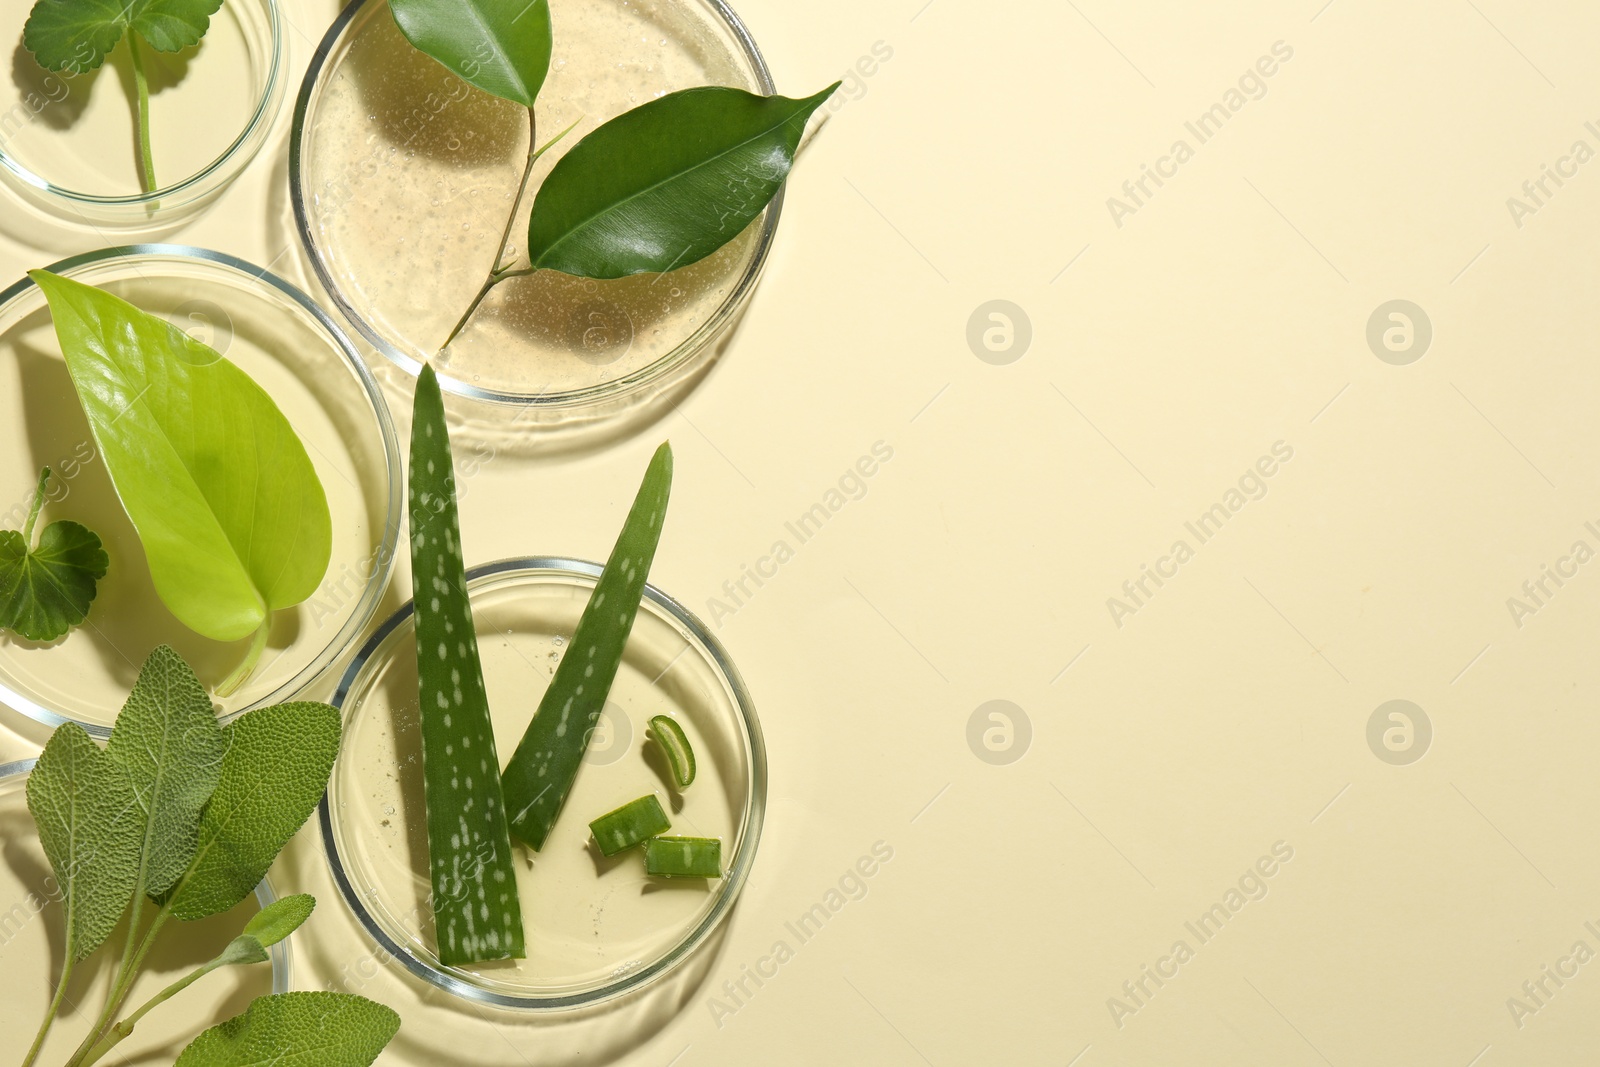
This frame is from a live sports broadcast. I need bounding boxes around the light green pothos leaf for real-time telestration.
[26,723,142,961]
[29,270,332,660]
[23,0,224,74]
[105,646,226,900]
[526,85,839,279]
[0,468,108,643]
[167,702,341,921]
[389,0,552,109]
[212,894,316,968]
[174,992,400,1067]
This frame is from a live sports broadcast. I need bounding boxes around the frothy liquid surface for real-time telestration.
[302,0,768,399]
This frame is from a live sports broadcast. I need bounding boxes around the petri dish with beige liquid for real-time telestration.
[0,0,284,226]
[320,558,767,1010]
[0,246,402,736]
[0,760,290,1064]
[291,0,783,411]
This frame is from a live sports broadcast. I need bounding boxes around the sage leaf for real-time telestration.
[167,702,341,921]
[409,363,525,966]
[390,0,552,109]
[26,723,142,960]
[0,469,108,642]
[526,85,839,279]
[28,270,332,659]
[105,645,227,900]
[23,0,224,73]
[502,442,673,851]
[212,894,315,968]
[174,992,400,1067]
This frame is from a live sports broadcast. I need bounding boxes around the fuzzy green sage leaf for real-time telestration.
[29,270,332,689]
[167,702,341,921]
[526,85,839,279]
[174,992,400,1067]
[26,723,142,961]
[409,363,525,966]
[0,468,108,642]
[106,645,227,901]
[502,442,673,851]
[389,0,552,109]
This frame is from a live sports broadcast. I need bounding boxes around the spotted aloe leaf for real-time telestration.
[409,364,524,966]
[501,442,673,851]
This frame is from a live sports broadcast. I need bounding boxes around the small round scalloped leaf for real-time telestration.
[0,520,108,643]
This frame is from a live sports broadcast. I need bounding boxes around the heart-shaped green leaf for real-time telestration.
[390,0,552,109]
[167,702,341,921]
[0,498,107,642]
[174,992,400,1067]
[525,84,839,279]
[23,0,223,73]
[29,270,332,650]
[105,646,227,900]
[26,723,142,961]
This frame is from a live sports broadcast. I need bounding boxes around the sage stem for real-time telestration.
[20,955,74,1067]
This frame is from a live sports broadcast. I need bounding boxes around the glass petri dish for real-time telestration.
[291,0,781,411]
[320,557,767,1011]
[0,245,402,737]
[0,0,285,228]
[0,758,289,1063]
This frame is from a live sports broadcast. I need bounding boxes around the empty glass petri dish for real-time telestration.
[0,0,285,227]
[0,245,402,736]
[291,0,782,413]
[321,557,767,1011]
[0,758,290,1063]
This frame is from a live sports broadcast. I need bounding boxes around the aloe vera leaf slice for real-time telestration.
[588,794,671,857]
[644,836,722,879]
[648,715,696,789]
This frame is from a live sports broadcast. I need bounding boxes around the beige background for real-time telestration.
[6,0,1600,1063]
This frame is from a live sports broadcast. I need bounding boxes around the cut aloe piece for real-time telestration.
[502,443,673,851]
[410,364,525,966]
[645,836,722,879]
[649,715,696,789]
[589,794,671,857]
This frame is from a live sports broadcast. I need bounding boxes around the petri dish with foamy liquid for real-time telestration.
[0,246,402,736]
[320,557,766,1011]
[291,0,783,412]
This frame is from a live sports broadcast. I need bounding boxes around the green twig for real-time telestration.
[438,112,581,351]
[215,618,271,698]
[20,954,74,1067]
[128,35,157,194]
[22,468,51,544]
[76,954,221,1067]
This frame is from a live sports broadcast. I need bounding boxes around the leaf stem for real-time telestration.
[22,468,51,544]
[216,618,271,698]
[75,956,220,1067]
[438,112,581,352]
[65,901,175,1067]
[20,954,74,1067]
[129,35,157,195]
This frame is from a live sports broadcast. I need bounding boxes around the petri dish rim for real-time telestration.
[0,243,405,738]
[289,0,783,408]
[0,757,292,995]
[318,555,769,1012]
[0,0,288,218]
